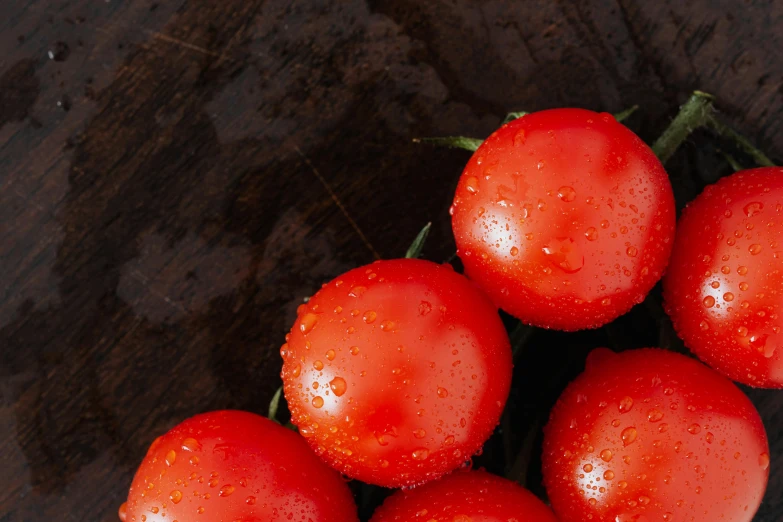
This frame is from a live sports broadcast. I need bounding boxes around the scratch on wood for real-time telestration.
[294,146,381,261]
[143,30,220,57]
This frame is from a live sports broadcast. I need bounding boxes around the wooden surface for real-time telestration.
[1,1,781,521]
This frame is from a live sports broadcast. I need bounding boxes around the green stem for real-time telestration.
[268,386,283,423]
[614,105,639,123]
[719,150,745,172]
[652,91,715,164]
[503,111,530,124]
[412,136,483,152]
[707,115,775,167]
[404,222,432,259]
[509,322,535,358]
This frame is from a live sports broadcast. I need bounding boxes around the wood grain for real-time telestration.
[0,1,781,521]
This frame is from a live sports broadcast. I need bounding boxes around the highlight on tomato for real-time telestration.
[450,108,676,331]
[542,348,769,522]
[280,258,512,487]
[369,469,558,522]
[122,410,359,522]
[664,167,783,387]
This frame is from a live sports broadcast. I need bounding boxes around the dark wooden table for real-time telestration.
[1,1,781,521]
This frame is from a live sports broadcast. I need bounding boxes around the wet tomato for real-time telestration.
[280,258,512,487]
[451,109,675,331]
[542,348,769,522]
[369,469,558,522]
[664,167,783,387]
[124,410,358,522]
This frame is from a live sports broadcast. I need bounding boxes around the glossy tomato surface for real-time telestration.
[281,258,512,487]
[124,410,358,522]
[664,167,783,387]
[451,109,676,331]
[542,348,769,522]
[369,470,558,522]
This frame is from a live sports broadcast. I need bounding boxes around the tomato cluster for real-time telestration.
[121,109,776,522]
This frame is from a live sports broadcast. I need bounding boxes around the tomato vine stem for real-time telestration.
[652,90,775,166]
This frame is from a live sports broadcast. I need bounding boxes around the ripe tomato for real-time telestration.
[451,109,676,331]
[369,470,558,522]
[280,258,512,487]
[542,348,769,522]
[664,167,783,387]
[123,410,358,522]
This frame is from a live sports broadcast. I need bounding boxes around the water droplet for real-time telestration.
[703,296,715,308]
[182,438,201,452]
[510,246,519,256]
[618,396,634,413]
[413,429,426,439]
[558,186,576,202]
[313,360,324,371]
[444,435,455,445]
[312,396,324,408]
[601,298,612,306]
[48,41,71,62]
[687,423,701,434]
[300,313,319,334]
[349,286,367,297]
[197,506,205,514]
[600,449,613,462]
[380,320,396,331]
[738,266,748,275]
[419,301,432,315]
[749,244,762,255]
[170,490,182,504]
[618,480,627,489]
[165,449,177,466]
[604,470,615,480]
[325,349,336,361]
[744,202,763,217]
[329,377,347,397]
[585,227,598,241]
[412,448,430,460]
[349,346,360,356]
[245,495,256,505]
[513,129,526,146]
[542,237,584,273]
[658,423,669,433]
[583,463,593,472]
[219,484,235,497]
[723,292,734,302]
[363,311,377,324]
[437,387,449,398]
[647,409,663,422]
[759,452,770,470]
[621,427,638,446]
[699,320,710,331]
[465,176,479,194]
[626,246,638,257]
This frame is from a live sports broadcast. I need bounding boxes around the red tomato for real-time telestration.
[369,470,558,522]
[451,109,676,331]
[124,410,358,522]
[542,348,769,522]
[281,259,512,487]
[664,167,783,387]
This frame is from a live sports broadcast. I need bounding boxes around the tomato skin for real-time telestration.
[281,259,512,488]
[542,348,769,522]
[451,109,675,331]
[124,410,358,522]
[664,167,783,387]
[369,470,558,522]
